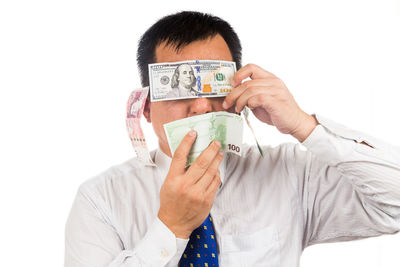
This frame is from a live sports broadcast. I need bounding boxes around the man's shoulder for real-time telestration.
[78,151,156,197]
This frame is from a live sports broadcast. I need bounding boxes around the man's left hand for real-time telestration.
[222,63,318,143]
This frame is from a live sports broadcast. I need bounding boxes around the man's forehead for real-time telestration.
[154,34,233,63]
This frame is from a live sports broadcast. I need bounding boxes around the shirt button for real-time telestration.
[161,249,169,258]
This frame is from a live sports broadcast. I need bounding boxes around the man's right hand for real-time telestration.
[158,130,223,239]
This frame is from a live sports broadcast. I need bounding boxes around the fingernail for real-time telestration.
[231,80,236,87]
[222,101,228,109]
[215,140,221,147]
[189,130,196,137]
[219,151,224,157]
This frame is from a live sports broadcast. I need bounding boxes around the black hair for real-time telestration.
[137,11,242,87]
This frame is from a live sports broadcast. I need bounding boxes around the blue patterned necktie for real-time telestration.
[179,214,219,267]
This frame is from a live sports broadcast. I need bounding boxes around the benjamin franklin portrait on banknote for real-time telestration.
[167,63,199,98]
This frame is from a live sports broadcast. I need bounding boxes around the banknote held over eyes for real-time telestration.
[149,60,236,102]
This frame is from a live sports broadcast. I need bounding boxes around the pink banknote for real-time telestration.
[126,87,155,165]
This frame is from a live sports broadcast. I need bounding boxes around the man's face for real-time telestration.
[146,34,235,157]
[178,64,195,89]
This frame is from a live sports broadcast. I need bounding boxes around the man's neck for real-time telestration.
[159,140,172,158]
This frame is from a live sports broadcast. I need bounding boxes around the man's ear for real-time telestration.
[143,97,151,123]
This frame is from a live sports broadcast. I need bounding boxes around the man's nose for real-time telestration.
[189,98,213,116]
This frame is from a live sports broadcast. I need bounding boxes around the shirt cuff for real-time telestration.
[168,237,190,266]
[135,217,188,266]
[301,114,385,166]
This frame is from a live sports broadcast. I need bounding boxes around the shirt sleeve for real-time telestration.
[287,114,400,249]
[64,186,189,267]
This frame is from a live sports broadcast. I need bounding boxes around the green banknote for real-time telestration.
[163,111,243,165]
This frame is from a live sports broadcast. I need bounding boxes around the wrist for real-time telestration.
[158,213,191,239]
[171,229,191,239]
[291,113,319,143]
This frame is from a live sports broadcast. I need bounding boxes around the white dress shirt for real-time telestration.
[64,114,400,267]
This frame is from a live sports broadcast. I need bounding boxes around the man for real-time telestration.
[166,63,199,98]
[65,11,400,267]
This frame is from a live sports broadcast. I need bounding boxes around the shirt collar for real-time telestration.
[154,147,226,187]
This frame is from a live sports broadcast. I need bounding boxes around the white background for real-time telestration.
[0,0,399,266]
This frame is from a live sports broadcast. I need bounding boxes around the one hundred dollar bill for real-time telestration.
[163,111,243,166]
[149,60,236,102]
